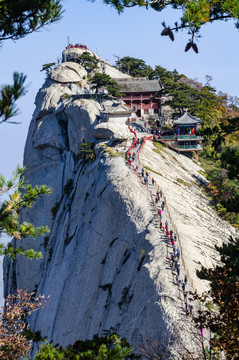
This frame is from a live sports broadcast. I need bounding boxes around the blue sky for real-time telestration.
[0,0,239,179]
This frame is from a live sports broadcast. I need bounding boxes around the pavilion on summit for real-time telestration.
[159,112,204,163]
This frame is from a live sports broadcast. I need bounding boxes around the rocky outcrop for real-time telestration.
[50,62,88,85]
[3,52,238,358]
[94,123,134,140]
[62,47,130,79]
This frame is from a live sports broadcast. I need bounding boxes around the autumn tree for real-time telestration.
[91,0,239,52]
[0,289,48,360]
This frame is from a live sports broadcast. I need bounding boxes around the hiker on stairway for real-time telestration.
[176,263,180,276]
[184,275,188,286]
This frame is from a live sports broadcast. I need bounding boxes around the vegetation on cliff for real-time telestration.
[91,73,122,96]
[194,236,239,359]
[115,56,239,226]
[0,166,51,259]
[0,290,48,360]
[0,0,63,42]
[35,331,139,360]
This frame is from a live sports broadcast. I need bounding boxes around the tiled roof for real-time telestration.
[115,79,161,93]
[173,112,201,125]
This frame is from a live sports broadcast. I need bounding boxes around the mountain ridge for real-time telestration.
[3,50,238,357]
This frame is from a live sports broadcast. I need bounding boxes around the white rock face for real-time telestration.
[62,47,130,79]
[138,141,238,293]
[62,47,97,62]
[50,62,88,84]
[94,123,134,140]
[103,63,131,79]
[3,53,238,358]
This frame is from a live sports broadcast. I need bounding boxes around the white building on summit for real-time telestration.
[99,103,134,125]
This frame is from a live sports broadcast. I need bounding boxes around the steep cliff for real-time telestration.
[3,51,238,357]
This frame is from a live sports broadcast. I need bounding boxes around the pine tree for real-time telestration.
[92,0,239,50]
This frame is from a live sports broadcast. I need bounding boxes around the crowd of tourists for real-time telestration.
[126,126,194,317]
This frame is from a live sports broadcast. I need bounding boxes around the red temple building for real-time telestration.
[115,78,161,119]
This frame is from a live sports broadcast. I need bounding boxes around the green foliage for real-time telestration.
[144,166,162,176]
[35,331,139,360]
[104,146,124,158]
[220,145,239,180]
[152,142,163,154]
[214,236,239,280]
[176,178,191,187]
[93,0,239,49]
[0,72,27,124]
[35,344,65,360]
[149,64,239,227]
[60,93,71,99]
[0,0,63,42]
[23,328,46,343]
[154,66,219,126]
[200,153,239,226]
[41,63,56,75]
[162,123,172,130]
[115,56,152,77]
[91,73,122,96]
[195,236,239,359]
[77,53,98,72]
[78,142,96,162]
[0,166,51,260]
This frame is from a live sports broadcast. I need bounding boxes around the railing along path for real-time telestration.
[126,128,202,312]
[125,127,205,350]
